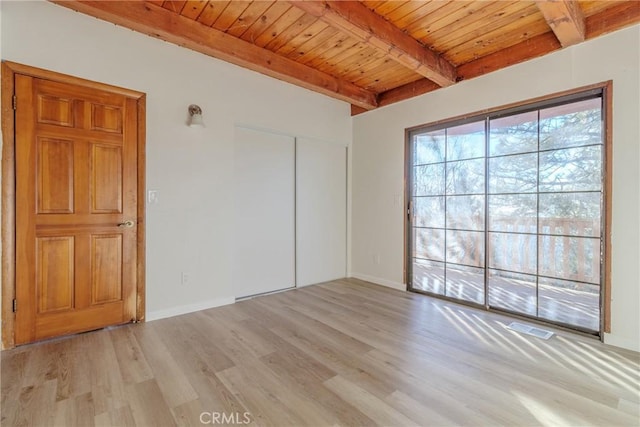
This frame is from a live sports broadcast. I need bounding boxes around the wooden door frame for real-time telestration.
[1,61,146,349]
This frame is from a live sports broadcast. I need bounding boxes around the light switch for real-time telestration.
[148,190,159,205]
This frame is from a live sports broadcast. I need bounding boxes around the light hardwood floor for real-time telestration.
[2,278,639,426]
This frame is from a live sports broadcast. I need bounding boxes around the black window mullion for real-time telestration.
[536,109,541,318]
[443,128,448,296]
[484,117,490,308]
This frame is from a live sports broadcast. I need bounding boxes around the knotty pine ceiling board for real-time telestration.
[579,0,629,17]
[239,2,293,44]
[53,0,640,112]
[195,1,231,26]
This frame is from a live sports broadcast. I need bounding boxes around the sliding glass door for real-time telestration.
[407,91,604,333]
[410,121,486,305]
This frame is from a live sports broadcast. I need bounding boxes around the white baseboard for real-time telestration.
[350,273,406,291]
[146,297,235,322]
[603,332,640,352]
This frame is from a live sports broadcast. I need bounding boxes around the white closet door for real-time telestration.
[296,138,347,287]
[233,127,295,298]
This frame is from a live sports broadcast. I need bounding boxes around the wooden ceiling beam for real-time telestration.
[458,32,561,81]
[535,0,585,47]
[377,78,440,109]
[51,1,378,110]
[353,1,640,115]
[291,1,457,87]
[585,0,640,39]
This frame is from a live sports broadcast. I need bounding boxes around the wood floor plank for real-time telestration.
[129,323,198,409]
[93,404,136,427]
[54,391,95,427]
[216,364,312,426]
[160,315,235,374]
[12,380,58,426]
[184,312,276,366]
[323,375,416,427]
[110,326,154,385]
[55,335,93,402]
[85,330,128,416]
[219,360,337,426]
[266,311,398,398]
[125,379,176,427]
[157,317,249,417]
[385,390,457,426]
[2,279,639,426]
[170,399,207,427]
[1,348,28,416]
[200,306,280,358]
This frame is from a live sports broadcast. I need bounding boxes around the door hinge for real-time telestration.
[12,299,17,313]
[12,95,17,110]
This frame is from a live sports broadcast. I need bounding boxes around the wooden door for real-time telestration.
[15,75,138,344]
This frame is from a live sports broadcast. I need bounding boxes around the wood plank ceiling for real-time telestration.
[54,1,640,114]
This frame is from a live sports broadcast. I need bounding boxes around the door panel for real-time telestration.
[15,74,138,344]
[233,127,295,298]
[36,236,75,313]
[90,234,123,304]
[37,94,74,127]
[37,138,74,213]
[295,138,347,287]
[91,144,123,213]
[91,103,123,133]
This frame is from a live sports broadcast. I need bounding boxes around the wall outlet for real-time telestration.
[181,272,190,286]
[373,254,381,265]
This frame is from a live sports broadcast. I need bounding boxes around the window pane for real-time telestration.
[488,194,537,233]
[414,164,445,196]
[447,121,485,161]
[489,153,537,194]
[446,230,484,267]
[446,265,484,304]
[539,192,601,237]
[489,232,537,274]
[540,98,602,151]
[489,111,538,156]
[414,130,445,165]
[413,196,445,228]
[447,159,485,195]
[488,270,537,316]
[538,235,600,284]
[539,146,602,192]
[412,259,445,295]
[539,277,599,331]
[447,195,485,231]
[415,228,444,261]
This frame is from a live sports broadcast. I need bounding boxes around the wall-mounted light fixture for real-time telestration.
[187,104,204,127]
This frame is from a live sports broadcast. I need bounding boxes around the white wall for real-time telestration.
[1,1,351,321]
[352,25,640,352]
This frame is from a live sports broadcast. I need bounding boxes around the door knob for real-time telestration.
[118,220,135,228]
